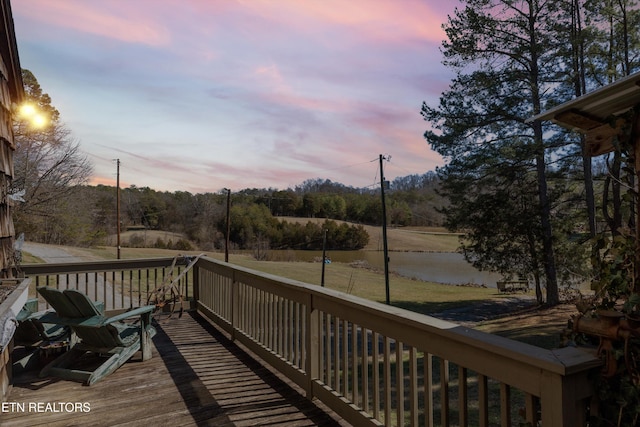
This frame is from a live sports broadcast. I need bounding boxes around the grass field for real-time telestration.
[58,244,503,311]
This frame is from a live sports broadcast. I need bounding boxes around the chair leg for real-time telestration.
[140,313,153,361]
[87,345,140,385]
[39,348,85,378]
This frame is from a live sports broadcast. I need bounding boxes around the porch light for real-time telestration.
[17,103,48,129]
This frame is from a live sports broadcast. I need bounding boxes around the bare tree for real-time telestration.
[11,70,93,244]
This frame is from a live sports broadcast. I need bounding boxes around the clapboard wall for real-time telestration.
[0,0,22,277]
[0,0,23,405]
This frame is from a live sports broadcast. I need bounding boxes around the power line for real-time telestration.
[307,158,379,176]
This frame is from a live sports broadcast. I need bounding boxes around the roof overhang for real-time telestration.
[527,72,640,156]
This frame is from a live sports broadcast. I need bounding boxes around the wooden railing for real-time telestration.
[22,256,602,426]
[193,256,602,427]
[21,257,192,312]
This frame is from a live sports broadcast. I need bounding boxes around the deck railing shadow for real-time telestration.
[22,256,602,426]
[154,310,346,426]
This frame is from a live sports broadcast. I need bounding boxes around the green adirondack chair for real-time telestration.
[14,298,68,347]
[36,286,156,385]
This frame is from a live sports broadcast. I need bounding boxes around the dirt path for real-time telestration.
[22,242,131,310]
[22,242,94,263]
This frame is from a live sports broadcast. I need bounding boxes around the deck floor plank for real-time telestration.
[3,312,345,426]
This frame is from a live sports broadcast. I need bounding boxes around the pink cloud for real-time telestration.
[294,0,447,44]
[232,0,447,46]
[15,0,171,46]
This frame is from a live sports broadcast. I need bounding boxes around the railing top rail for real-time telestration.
[21,257,189,275]
[196,256,601,380]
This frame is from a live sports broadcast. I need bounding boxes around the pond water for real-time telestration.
[267,250,504,288]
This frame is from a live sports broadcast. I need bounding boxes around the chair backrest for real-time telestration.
[38,287,101,318]
[37,287,122,348]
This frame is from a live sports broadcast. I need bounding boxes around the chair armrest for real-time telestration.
[103,305,155,325]
[16,298,41,321]
[38,305,155,328]
[38,312,106,327]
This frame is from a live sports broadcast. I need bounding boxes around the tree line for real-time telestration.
[15,175,441,251]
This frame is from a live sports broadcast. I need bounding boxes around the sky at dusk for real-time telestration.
[12,0,458,194]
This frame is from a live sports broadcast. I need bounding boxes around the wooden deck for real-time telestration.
[3,312,347,426]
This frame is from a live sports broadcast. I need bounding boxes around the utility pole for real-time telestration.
[116,159,121,260]
[379,154,390,304]
[225,188,231,262]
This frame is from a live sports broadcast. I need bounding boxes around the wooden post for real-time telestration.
[305,294,319,398]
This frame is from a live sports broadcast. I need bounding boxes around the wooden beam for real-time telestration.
[554,109,605,131]
[585,123,619,156]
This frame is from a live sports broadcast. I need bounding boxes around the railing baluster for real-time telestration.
[333,316,340,391]
[425,353,433,427]
[111,271,115,310]
[352,322,358,406]
[362,327,369,414]
[441,359,450,426]
[296,302,302,367]
[120,270,124,309]
[397,341,404,427]
[137,269,141,307]
[384,336,391,426]
[479,374,489,427]
[102,271,107,308]
[277,295,283,356]
[267,292,273,350]
[501,383,512,427]
[373,331,380,421]
[93,272,98,304]
[524,393,538,425]
[285,299,291,361]
[301,304,306,369]
[458,366,468,427]
[144,268,149,306]
[409,347,418,427]
[320,311,331,388]
[342,319,348,397]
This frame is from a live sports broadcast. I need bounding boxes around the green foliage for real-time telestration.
[586,338,640,427]
[591,230,637,312]
[17,171,439,250]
